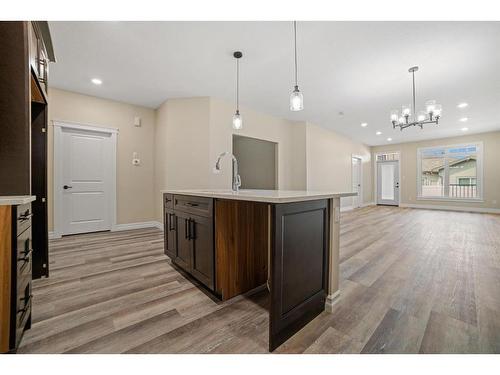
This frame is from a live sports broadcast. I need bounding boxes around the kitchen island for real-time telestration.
[161,189,355,351]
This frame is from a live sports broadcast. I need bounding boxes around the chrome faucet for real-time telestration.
[214,152,241,192]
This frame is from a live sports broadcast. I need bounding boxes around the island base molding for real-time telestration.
[325,290,341,312]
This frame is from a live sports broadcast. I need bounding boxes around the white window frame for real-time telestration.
[417,141,483,202]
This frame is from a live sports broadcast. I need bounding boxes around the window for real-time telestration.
[377,152,399,162]
[417,143,482,200]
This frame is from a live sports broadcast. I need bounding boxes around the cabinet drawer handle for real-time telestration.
[185,202,199,207]
[189,219,196,240]
[18,295,32,313]
[168,213,175,231]
[184,219,189,239]
[19,212,33,221]
[18,249,33,263]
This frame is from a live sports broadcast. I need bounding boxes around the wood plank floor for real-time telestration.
[18,206,500,353]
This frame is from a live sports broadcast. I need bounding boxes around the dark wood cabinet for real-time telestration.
[173,211,193,271]
[163,194,215,291]
[164,208,177,260]
[0,21,54,280]
[269,199,329,351]
[0,202,33,353]
[189,214,214,290]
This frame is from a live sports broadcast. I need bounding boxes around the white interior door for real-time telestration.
[377,161,399,206]
[61,127,113,235]
[351,157,362,208]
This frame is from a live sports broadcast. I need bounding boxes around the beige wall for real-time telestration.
[49,90,373,227]
[153,97,211,220]
[305,123,373,207]
[208,98,307,192]
[371,131,500,210]
[153,97,308,221]
[48,88,156,230]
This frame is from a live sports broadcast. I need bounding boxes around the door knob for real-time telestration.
[63,185,73,190]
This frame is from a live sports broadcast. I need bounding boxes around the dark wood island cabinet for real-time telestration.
[162,189,355,351]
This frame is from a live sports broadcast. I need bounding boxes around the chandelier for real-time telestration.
[391,66,442,130]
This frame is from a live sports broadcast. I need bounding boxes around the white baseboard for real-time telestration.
[112,221,163,232]
[48,231,60,240]
[341,202,375,213]
[400,203,500,214]
[48,221,163,240]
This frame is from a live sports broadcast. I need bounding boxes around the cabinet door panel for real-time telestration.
[164,209,177,260]
[190,215,214,290]
[269,200,329,351]
[174,212,191,271]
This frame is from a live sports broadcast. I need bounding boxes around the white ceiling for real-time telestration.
[48,21,500,146]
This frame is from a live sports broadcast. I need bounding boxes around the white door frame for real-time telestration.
[53,120,118,238]
[351,155,363,208]
[374,151,401,207]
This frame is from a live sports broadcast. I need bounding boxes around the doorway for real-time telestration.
[376,159,400,206]
[351,156,362,208]
[232,135,278,190]
[53,121,117,237]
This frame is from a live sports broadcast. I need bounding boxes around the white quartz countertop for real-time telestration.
[0,195,36,206]
[161,189,356,204]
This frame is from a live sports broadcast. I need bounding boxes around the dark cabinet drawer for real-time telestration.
[15,203,32,236]
[14,277,31,348]
[16,226,32,277]
[164,193,174,209]
[173,195,213,218]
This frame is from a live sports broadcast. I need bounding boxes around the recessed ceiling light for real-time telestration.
[461,127,469,132]
[361,122,368,127]
[387,137,392,142]
[459,117,468,122]
[91,78,102,85]
[457,102,468,109]
[376,131,382,135]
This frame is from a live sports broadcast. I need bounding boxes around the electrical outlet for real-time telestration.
[493,200,498,205]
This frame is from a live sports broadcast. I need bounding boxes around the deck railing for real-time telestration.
[449,184,477,198]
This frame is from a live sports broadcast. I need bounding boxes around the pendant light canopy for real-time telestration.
[290,21,303,111]
[232,51,243,130]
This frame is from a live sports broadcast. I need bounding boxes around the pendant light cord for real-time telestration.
[236,57,239,111]
[294,20,298,87]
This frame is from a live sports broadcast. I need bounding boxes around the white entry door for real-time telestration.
[60,126,114,235]
[351,157,362,208]
[377,161,400,206]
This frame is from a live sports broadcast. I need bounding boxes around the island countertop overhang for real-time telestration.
[161,189,356,204]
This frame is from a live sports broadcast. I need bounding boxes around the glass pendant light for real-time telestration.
[232,51,243,130]
[290,21,304,111]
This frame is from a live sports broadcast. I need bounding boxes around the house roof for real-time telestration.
[422,156,476,174]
